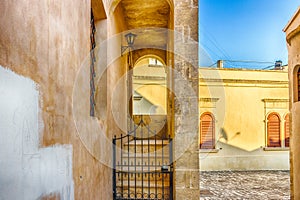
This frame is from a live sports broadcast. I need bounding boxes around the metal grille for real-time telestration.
[90,9,96,116]
[113,118,173,200]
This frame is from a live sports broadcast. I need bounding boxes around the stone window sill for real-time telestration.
[263,147,289,151]
[199,149,220,153]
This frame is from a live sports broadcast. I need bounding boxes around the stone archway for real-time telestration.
[108,0,174,15]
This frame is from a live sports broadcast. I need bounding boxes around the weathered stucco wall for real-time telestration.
[284,6,300,200]
[106,3,128,137]
[0,1,113,199]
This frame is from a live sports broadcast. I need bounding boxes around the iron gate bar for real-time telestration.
[169,137,173,200]
[155,135,157,198]
[113,117,173,200]
[148,125,150,198]
[113,136,116,200]
[127,132,130,197]
[134,124,137,198]
[141,127,143,198]
[121,134,123,198]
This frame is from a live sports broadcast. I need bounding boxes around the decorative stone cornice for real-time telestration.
[262,99,289,103]
[199,98,219,108]
[283,6,300,45]
[199,98,219,102]
[283,6,300,32]
[200,78,288,85]
[286,26,300,45]
[262,99,289,109]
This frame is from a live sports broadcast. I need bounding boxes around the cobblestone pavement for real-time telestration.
[200,171,290,200]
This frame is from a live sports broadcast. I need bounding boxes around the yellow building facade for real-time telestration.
[199,64,290,171]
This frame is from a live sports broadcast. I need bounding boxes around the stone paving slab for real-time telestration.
[200,171,290,200]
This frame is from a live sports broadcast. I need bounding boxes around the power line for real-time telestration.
[203,60,278,69]
[223,60,274,64]
[200,23,232,61]
[200,43,222,62]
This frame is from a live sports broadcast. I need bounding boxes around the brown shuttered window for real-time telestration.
[267,113,281,147]
[285,114,290,147]
[298,68,300,101]
[200,113,215,149]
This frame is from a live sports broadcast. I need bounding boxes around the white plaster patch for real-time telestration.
[0,66,74,200]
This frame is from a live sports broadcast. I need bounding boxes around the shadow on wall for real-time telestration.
[219,128,241,143]
[200,127,289,171]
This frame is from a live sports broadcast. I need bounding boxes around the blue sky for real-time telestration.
[199,0,299,68]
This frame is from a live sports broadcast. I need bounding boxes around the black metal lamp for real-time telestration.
[121,32,137,55]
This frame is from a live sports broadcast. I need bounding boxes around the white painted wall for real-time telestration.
[0,66,74,199]
[200,142,289,171]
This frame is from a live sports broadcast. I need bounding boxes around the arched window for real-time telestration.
[200,113,215,149]
[132,56,167,115]
[267,113,281,147]
[284,114,290,147]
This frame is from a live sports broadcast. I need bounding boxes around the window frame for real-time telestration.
[293,65,300,102]
[200,112,215,149]
[267,112,281,148]
[284,113,290,148]
[296,67,300,101]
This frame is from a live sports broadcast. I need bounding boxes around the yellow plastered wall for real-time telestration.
[199,67,289,171]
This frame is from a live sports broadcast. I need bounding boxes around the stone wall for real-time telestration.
[174,0,200,199]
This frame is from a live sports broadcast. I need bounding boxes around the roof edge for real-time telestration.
[283,6,300,32]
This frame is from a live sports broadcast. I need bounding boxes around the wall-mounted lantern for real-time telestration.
[121,32,137,55]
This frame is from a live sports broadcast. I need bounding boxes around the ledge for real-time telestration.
[199,149,220,153]
[263,147,289,151]
[262,98,289,103]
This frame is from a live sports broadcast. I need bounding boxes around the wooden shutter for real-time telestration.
[298,68,300,101]
[267,113,281,147]
[200,113,215,149]
[285,114,290,147]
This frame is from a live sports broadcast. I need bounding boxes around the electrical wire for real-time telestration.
[200,22,232,61]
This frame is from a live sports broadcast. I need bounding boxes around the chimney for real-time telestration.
[217,60,223,68]
[274,60,283,70]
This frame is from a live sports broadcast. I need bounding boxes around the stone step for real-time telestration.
[118,154,170,163]
[116,180,170,188]
[120,147,170,154]
[115,187,170,199]
[123,139,171,154]
[116,165,170,173]
[116,172,170,182]
[116,163,170,170]
[126,140,170,145]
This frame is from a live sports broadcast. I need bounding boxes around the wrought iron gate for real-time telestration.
[113,118,173,200]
